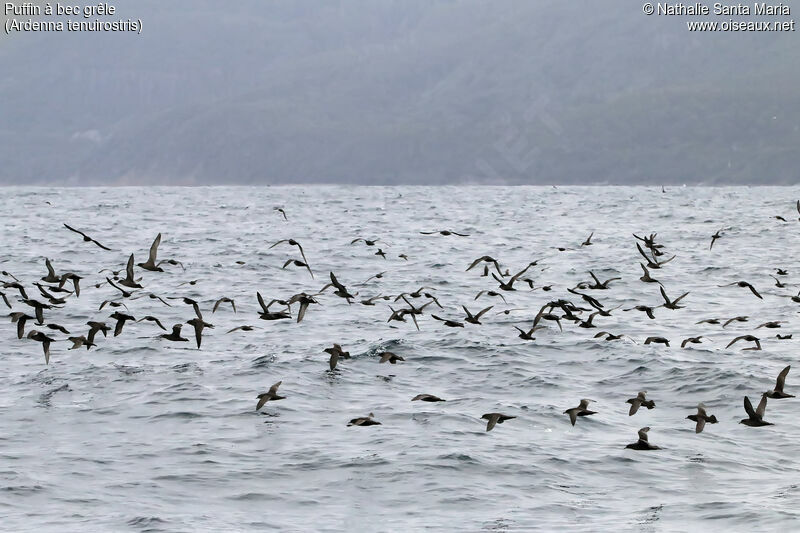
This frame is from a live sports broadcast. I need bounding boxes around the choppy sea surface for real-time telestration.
[2,186,800,532]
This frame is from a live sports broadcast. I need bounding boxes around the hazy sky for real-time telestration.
[1,1,797,185]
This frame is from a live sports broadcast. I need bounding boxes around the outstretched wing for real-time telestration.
[466,257,486,271]
[567,409,577,426]
[756,395,768,418]
[636,243,653,263]
[776,365,791,393]
[510,263,532,282]
[256,395,269,410]
[268,381,282,395]
[126,254,135,280]
[297,301,308,323]
[726,336,744,348]
[695,417,706,434]
[296,243,308,265]
[148,233,161,263]
[256,292,268,313]
[672,292,689,305]
[743,396,757,419]
[659,286,670,305]
[192,321,202,349]
[747,283,763,299]
[63,223,86,238]
[475,306,494,319]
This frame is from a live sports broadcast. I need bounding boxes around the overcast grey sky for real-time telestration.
[1,1,797,185]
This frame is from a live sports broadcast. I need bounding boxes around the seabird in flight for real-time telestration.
[625,427,661,450]
[681,336,703,348]
[212,297,236,314]
[348,413,381,426]
[269,238,309,265]
[256,381,286,410]
[63,223,112,250]
[378,351,405,364]
[719,280,763,299]
[626,391,656,416]
[687,404,717,433]
[420,230,469,236]
[160,324,188,342]
[726,335,762,351]
[462,305,493,325]
[564,399,596,426]
[412,394,446,402]
[27,330,55,364]
[118,254,143,289]
[481,413,516,432]
[740,395,772,426]
[137,233,164,272]
[644,336,670,346]
[764,365,794,398]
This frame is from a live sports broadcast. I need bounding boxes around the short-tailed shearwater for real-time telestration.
[564,399,596,426]
[481,412,515,432]
[625,427,660,450]
[256,381,285,410]
[740,395,772,426]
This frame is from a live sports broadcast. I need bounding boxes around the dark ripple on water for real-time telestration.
[1,186,800,530]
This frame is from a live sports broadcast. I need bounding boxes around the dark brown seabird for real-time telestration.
[681,336,703,348]
[687,404,718,433]
[625,427,661,450]
[9,312,33,339]
[644,336,670,346]
[256,381,285,410]
[161,324,188,342]
[726,335,761,351]
[481,412,516,432]
[269,239,309,265]
[120,254,143,289]
[212,297,236,314]
[137,233,164,272]
[378,351,405,364]
[42,258,60,283]
[564,399,596,426]
[27,330,55,364]
[325,343,350,371]
[764,365,794,399]
[348,413,381,426]
[412,394,445,402]
[627,391,656,415]
[740,395,772,426]
[110,311,136,336]
[719,280,762,299]
[462,305,493,325]
[63,223,112,250]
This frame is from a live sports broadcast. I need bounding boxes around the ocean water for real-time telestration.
[1,186,800,532]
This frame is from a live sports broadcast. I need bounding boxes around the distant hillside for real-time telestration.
[1,1,798,184]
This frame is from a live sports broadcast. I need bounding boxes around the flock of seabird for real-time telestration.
[2,200,800,451]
